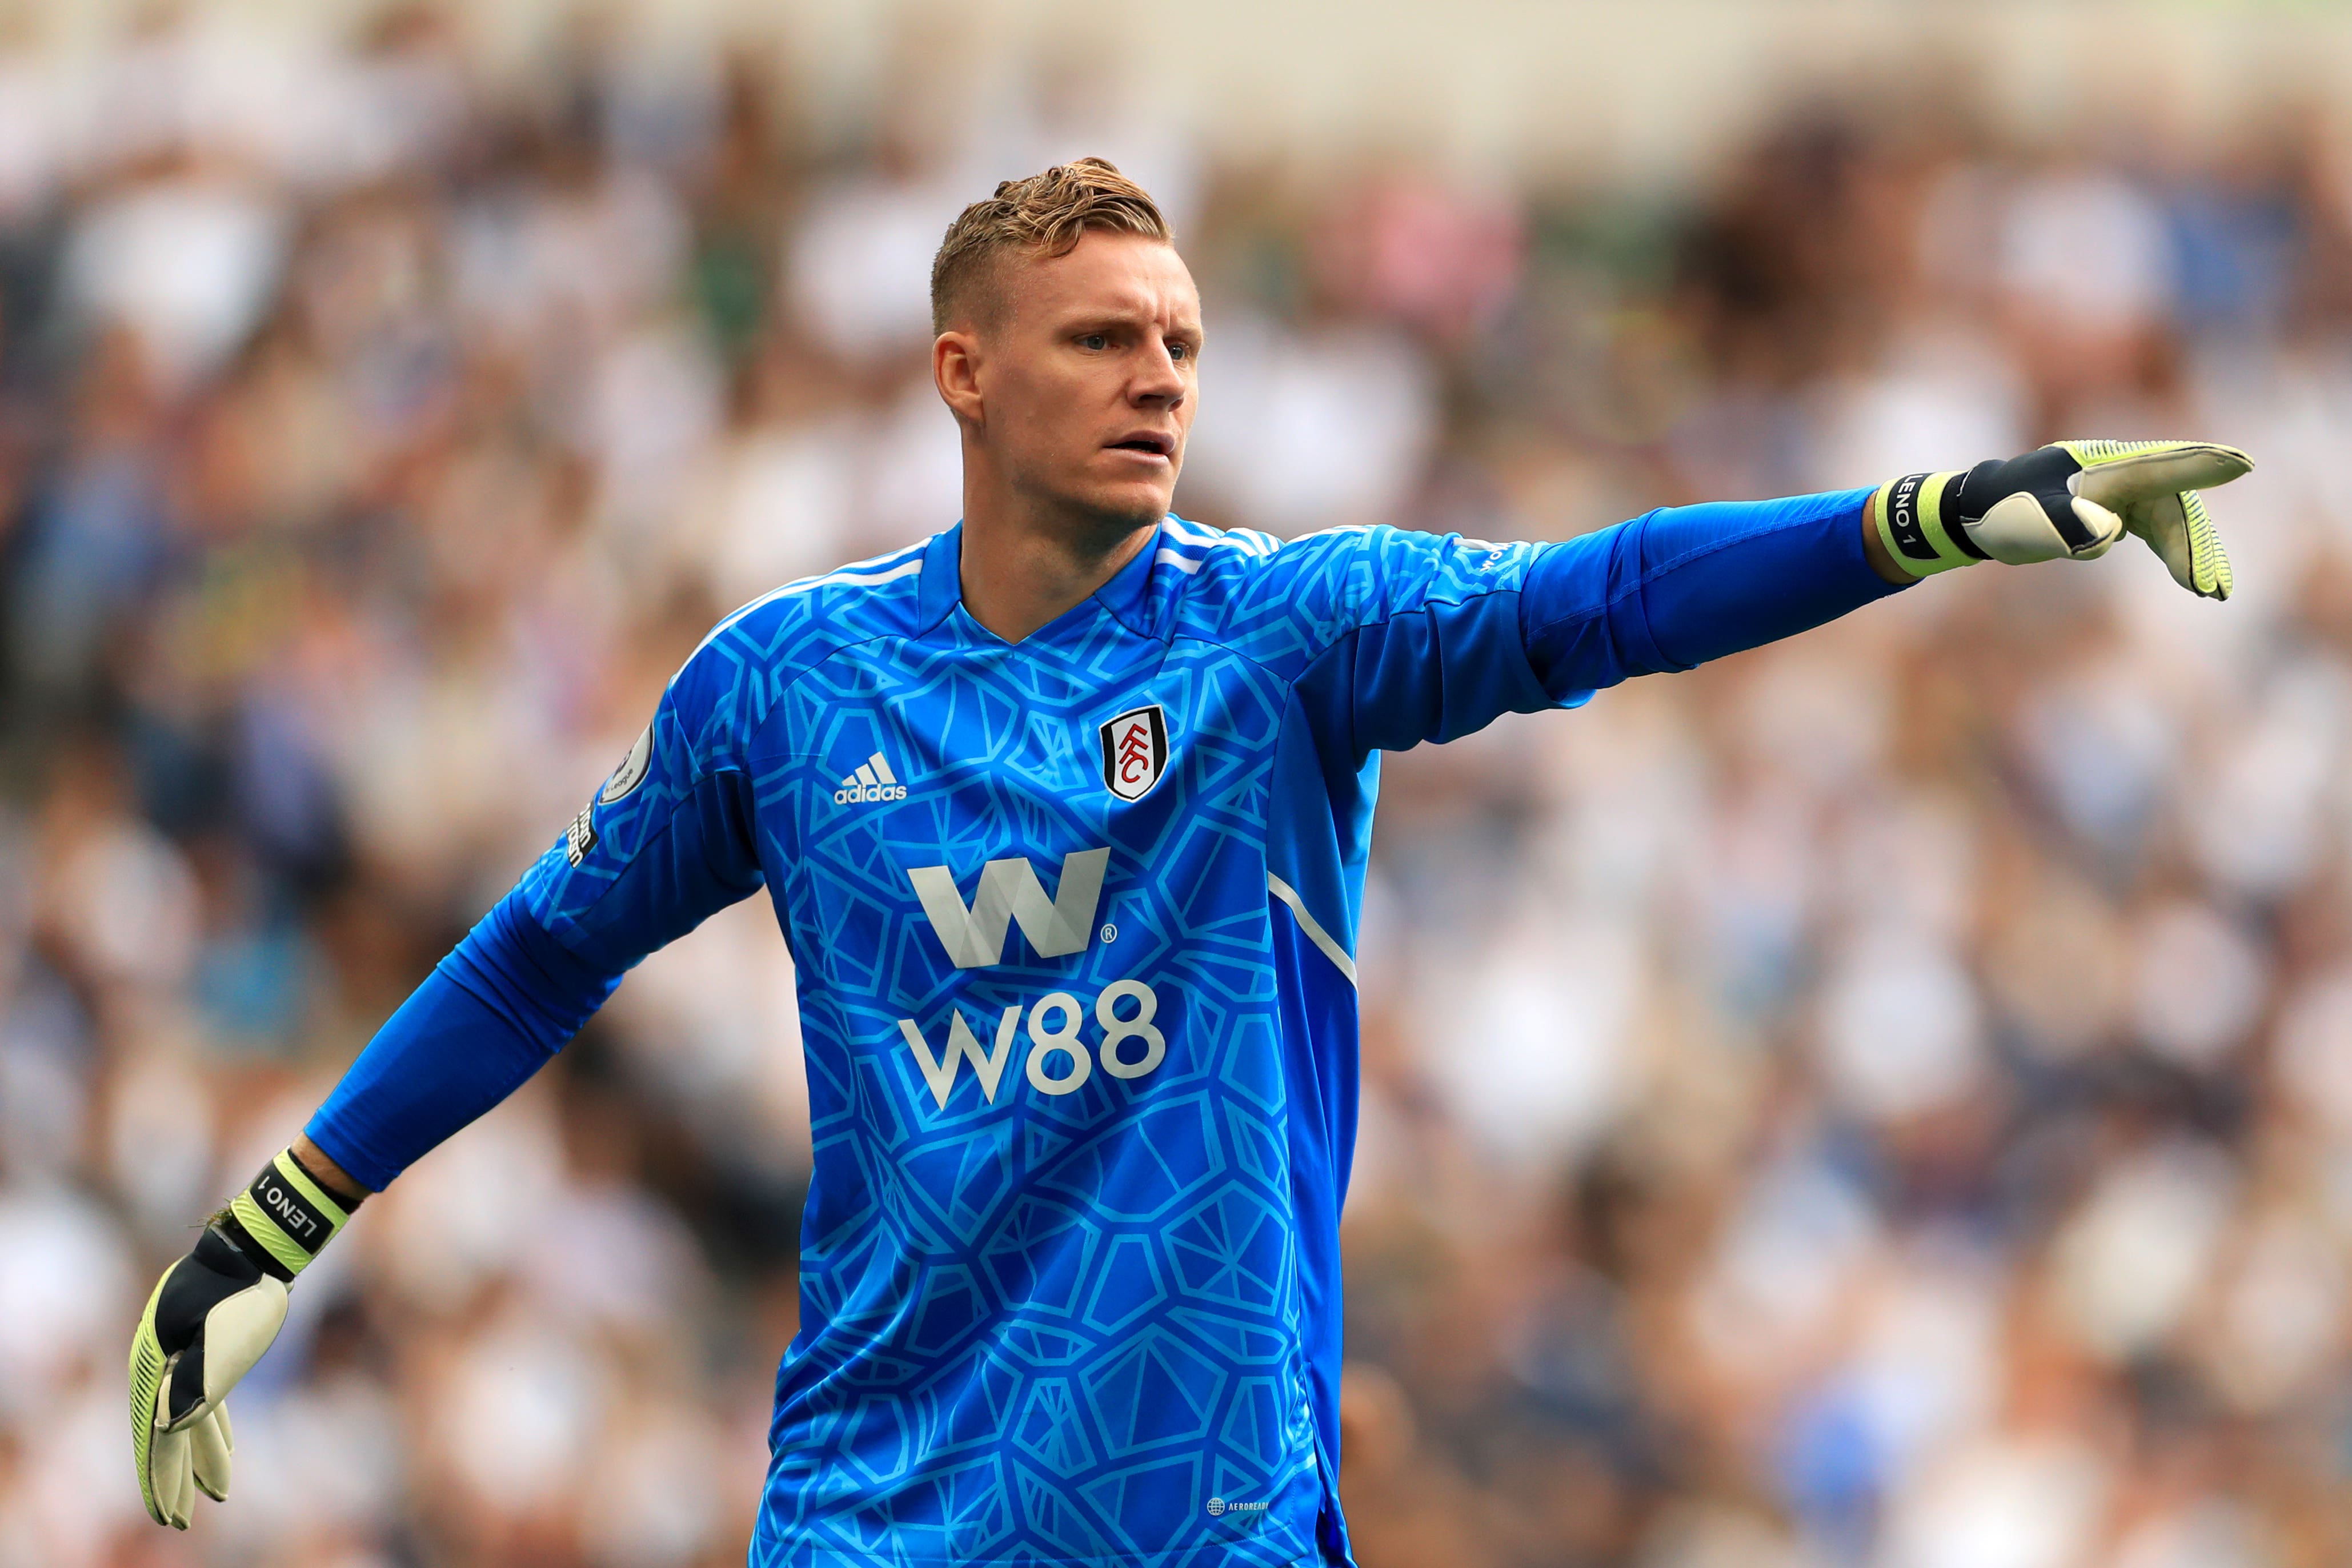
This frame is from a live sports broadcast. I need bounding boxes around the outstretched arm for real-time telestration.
[1519,485,1896,701]
[1520,438,2249,705]
[1319,439,2249,763]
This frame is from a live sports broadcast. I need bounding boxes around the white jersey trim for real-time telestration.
[1160,516,1279,559]
[689,545,928,660]
[1267,873,1357,987]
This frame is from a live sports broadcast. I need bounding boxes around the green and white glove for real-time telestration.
[129,1149,352,1528]
[1870,439,2250,599]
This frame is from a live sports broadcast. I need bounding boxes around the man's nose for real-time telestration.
[1131,339,1185,406]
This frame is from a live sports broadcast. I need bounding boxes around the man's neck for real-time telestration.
[957,498,1157,644]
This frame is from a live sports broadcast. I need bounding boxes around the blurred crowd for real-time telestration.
[1,6,2349,1568]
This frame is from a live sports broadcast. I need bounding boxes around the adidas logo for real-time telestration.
[835,751,908,805]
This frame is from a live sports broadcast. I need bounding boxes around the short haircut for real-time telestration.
[930,157,1171,334]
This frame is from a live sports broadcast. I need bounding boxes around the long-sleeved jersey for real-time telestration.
[309,494,1892,1566]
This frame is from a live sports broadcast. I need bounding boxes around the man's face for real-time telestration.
[947,230,1201,532]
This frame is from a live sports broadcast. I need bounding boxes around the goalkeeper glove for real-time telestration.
[1869,439,2250,599]
[129,1148,352,1528]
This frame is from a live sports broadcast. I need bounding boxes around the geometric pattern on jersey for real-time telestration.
[515,515,1564,1567]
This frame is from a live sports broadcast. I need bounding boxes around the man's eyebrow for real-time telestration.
[1056,302,1153,324]
[1057,312,1205,340]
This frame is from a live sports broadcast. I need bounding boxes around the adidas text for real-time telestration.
[835,750,908,805]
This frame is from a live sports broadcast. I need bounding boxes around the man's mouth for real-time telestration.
[1107,432,1175,458]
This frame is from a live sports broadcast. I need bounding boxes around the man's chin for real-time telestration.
[1051,480,1179,537]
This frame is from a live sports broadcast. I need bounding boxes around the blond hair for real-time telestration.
[930,157,1171,334]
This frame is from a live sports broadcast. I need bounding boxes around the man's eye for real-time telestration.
[1169,342,1191,361]
[1077,334,1109,350]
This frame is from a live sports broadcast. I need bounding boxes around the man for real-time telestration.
[131,158,2247,1565]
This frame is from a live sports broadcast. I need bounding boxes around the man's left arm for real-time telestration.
[1329,439,2250,755]
[1518,484,1896,706]
[1529,438,2251,704]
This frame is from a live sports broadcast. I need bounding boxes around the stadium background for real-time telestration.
[3,2,2351,1565]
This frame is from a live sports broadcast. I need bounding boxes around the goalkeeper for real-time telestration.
[131,157,2247,1564]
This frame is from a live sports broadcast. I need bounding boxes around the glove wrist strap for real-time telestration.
[1871,471,1981,577]
[226,1148,351,1281]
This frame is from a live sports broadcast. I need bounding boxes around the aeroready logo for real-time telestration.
[906,847,1109,968]
[835,751,908,805]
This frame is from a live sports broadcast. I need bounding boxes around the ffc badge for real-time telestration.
[1098,704,1169,802]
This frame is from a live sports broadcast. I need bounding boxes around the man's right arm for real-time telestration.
[278,877,627,1199]
[299,889,632,1191]
[296,619,772,1186]
[128,892,638,1529]
[288,1134,368,1204]
[131,633,771,1527]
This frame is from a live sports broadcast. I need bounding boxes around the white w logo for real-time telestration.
[905,848,1110,969]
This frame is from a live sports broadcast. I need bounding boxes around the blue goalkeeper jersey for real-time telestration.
[308,490,1889,1568]
[520,515,1580,1567]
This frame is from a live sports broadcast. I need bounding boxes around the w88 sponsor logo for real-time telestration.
[896,979,1167,1108]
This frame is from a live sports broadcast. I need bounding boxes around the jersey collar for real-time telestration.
[1088,516,1168,636]
[916,524,965,630]
[919,517,1174,645]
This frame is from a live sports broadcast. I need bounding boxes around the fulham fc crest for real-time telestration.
[1099,704,1169,802]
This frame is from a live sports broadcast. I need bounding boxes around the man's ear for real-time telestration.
[933,330,984,426]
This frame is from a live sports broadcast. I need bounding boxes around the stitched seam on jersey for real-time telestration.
[1097,583,1174,642]
[1165,527,1501,674]
[552,769,756,957]
[730,615,959,976]
[739,555,964,720]
[703,605,963,789]
[760,622,949,723]
[602,608,949,930]
[1212,582,1536,762]
[1168,631,1290,689]
[1191,581,1534,677]
[1612,528,1680,674]
[1519,503,1863,647]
